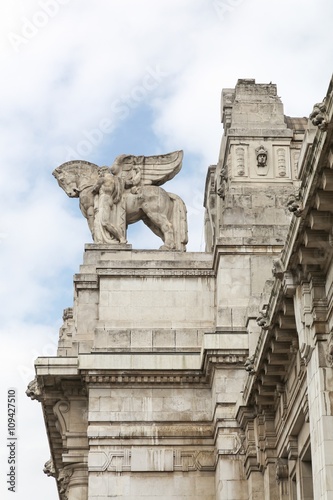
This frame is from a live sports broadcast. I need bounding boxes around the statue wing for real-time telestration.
[141,150,183,186]
[114,150,183,186]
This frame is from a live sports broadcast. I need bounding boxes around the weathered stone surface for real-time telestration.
[53,151,188,251]
[33,76,333,499]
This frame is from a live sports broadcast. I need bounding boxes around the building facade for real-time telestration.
[28,76,333,499]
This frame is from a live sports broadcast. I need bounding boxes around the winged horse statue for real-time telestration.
[53,150,188,251]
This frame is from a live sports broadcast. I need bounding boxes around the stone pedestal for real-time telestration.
[34,246,249,499]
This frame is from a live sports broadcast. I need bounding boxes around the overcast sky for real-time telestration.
[0,0,332,498]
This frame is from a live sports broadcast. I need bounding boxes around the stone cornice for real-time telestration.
[35,340,248,389]
[35,375,88,500]
[279,78,333,275]
[96,268,215,278]
[83,371,207,386]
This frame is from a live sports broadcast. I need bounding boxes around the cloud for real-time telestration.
[1,0,332,497]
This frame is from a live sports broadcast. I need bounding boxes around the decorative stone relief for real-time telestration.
[53,151,188,251]
[221,90,235,129]
[26,377,42,402]
[217,157,229,199]
[272,258,285,280]
[89,448,216,473]
[309,99,328,131]
[59,307,74,341]
[232,433,246,455]
[244,355,255,373]
[255,145,269,176]
[277,148,287,177]
[58,466,73,500]
[236,147,245,176]
[293,151,300,178]
[222,107,232,129]
[275,458,288,483]
[43,458,56,478]
[276,458,289,495]
[53,400,70,443]
[287,190,303,217]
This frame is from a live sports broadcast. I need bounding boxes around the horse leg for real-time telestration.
[102,221,127,243]
[144,209,175,250]
[80,199,97,241]
[86,206,95,236]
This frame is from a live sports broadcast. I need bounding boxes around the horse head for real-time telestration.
[53,161,100,198]
[53,167,79,198]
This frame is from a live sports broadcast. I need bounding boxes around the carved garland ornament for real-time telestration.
[236,147,245,176]
[96,268,215,277]
[277,148,287,177]
[83,354,247,385]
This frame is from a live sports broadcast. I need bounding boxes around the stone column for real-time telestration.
[307,344,333,500]
[300,274,333,500]
[263,462,279,500]
[215,455,247,500]
[248,471,265,500]
[237,408,265,500]
[59,464,88,500]
[68,464,88,500]
[256,412,279,500]
[276,459,289,500]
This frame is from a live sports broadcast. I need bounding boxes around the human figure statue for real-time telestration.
[111,154,142,194]
[256,146,267,167]
[91,167,127,244]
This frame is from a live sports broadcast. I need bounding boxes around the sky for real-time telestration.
[0,0,332,498]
